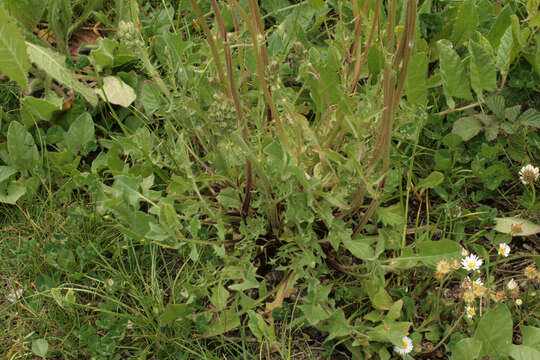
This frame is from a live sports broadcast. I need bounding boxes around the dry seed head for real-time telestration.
[473,284,488,297]
[436,259,451,276]
[450,258,461,270]
[507,278,518,290]
[524,266,538,280]
[463,290,476,304]
[491,290,507,303]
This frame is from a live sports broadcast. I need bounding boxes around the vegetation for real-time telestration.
[0,0,539,359]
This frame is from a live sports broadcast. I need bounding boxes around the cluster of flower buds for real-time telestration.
[117,21,145,49]
[208,93,237,130]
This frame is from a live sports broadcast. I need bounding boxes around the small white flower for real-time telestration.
[107,279,114,287]
[515,299,523,306]
[466,277,483,288]
[394,336,413,356]
[461,254,483,272]
[498,243,511,257]
[6,288,23,303]
[461,247,469,257]
[519,164,539,184]
[507,278,518,290]
[465,305,476,318]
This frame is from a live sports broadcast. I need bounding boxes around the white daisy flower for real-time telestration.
[498,243,510,257]
[394,336,413,356]
[519,164,539,184]
[461,254,483,272]
[468,277,483,288]
[465,305,476,318]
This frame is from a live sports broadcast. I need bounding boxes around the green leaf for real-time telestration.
[319,309,351,340]
[2,0,48,30]
[469,36,497,97]
[367,320,411,346]
[141,82,164,115]
[48,0,71,52]
[521,326,540,348]
[7,121,39,173]
[450,338,483,360]
[21,96,62,128]
[159,303,192,326]
[509,345,540,360]
[518,109,540,128]
[406,52,428,106]
[210,284,229,311]
[474,304,512,358]
[97,76,136,107]
[0,166,17,183]
[65,113,95,156]
[452,116,482,141]
[375,203,404,227]
[364,279,393,310]
[343,237,375,260]
[201,309,241,336]
[327,219,352,251]
[416,240,461,267]
[535,33,540,75]
[0,181,26,204]
[493,217,540,236]
[31,338,49,358]
[487,96,505,118]
[0,6,28,91]
[90,38,117,71]
[495,26,514,75]
[451,0,478,47]
[487,6,513,48]
[26,42,98,106]
[437,40,472,104]
[418,171,444,190]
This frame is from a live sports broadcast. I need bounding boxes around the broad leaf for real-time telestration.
[7,121,39,173]
[2,0,47,30]
[0,181,26,204]
[452,116,482,141]
[450,338,482,360]
[0,6,28,90]
[437,40,472,105]
[159,303,193,326]
[31,338,49,358]
[65,113,96,156]
[319,309,352,340]
[21,96,62,128]
[521,325,540,348]
[343,237,375,260]
[451,0,478,47]
[487,6,513,48]
[97,76,136,107]
[493,217,540,236]
[406,52,428,106]
[474,304,512,358]
[469,36,497,97]
[416,240,461,267]
[509,345,540,360]
[418,171,444,190]
[90,38,117,70]
[26,42,98,106]
[495,26,514,75]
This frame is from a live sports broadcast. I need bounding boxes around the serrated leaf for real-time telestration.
[451,0,478,47]
[97,76,136,107]
[364,279,393,310]
[48,0,71,52]
[496,25,514,75]
[487,6,513,48]
[65,113,95,156]
[437,40,472,102]
[0,6,28,91]
[487,96,505,118]
[474,305,512,358]
[7,121,39,173]
[493,217,540,236]
[375,203,404,227]
[406,52,428,106]
[469,37,497,97]
[452,116,482,141]
[519,109,540,128]
[210,284,229,311]
[26,42,98,106]
[319,309,351,340]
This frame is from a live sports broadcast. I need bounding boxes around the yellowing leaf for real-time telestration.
[98,76,136,107]
[493,217,540,236]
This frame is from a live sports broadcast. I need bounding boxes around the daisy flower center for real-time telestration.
[468,262,474,268]
[403,340,408,347]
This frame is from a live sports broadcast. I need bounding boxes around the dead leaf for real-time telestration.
[265,271,296,314]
